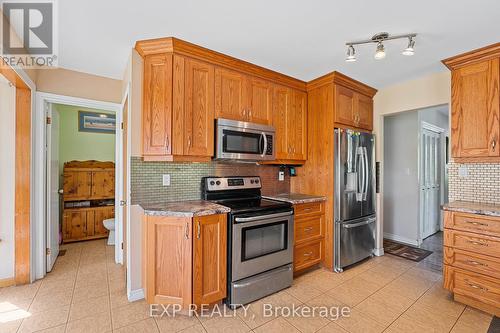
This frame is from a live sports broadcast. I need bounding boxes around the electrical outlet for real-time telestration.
[458,165,468,178]
[278,171,285,181]
[162,174,171,186]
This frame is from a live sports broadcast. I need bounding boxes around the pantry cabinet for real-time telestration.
[143,213,227,308]
[443,43,500,162]
[334,84,373,131]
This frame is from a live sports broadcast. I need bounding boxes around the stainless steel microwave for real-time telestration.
[215,118,275,161]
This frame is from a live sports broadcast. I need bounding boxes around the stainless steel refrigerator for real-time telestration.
[334,128,376,272]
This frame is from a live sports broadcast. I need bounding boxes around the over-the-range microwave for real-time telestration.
[215,118,275,161]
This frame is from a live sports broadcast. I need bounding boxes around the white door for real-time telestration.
[420,128,441,240]
[46,103,60,271]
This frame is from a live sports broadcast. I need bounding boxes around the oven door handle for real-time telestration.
[234,211,293,223]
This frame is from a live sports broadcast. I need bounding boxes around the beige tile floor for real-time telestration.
[0,239,494,333]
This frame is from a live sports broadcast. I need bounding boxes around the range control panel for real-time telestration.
[204,176,261,191]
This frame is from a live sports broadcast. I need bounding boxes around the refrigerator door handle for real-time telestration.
[342,217,376,228]
[356,147,364,201]
[362,147,369,201]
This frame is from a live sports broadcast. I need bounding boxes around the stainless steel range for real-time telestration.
[202,176,294,307]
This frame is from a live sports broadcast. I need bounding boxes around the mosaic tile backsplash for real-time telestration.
[448,161,500,204]
[131,157,290,204]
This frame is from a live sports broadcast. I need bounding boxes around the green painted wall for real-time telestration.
[54,104,115,172]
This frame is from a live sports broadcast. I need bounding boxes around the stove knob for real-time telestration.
[250,179,254,184]
[255,179,259,184]
[209,181,215,186]
[216,180,221,186]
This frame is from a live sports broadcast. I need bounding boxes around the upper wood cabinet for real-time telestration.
[215,67,246,122]
[443,44,500,162]
[91,170,115,199]
[63,171,91,201]
[246,76,272,124]
[63,161,115,201]
[143,213,227,308]
[334,84,373,131]
[271,85,307,162]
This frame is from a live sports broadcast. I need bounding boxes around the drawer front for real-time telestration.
[295,215,324,244]
[444,229,500,259]
[444,246,500,280]
[446,212,500,236]
[453,269,500,308]
[294,240,323,271]
[294,202,323,217]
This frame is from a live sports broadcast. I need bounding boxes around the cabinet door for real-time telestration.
[289,90,307,160]
[94,207,113,236]
[63,210,87,241]
[334,85,356,127]
[193,214,227,306]
[215,67,246,121]
[452,59,500,158]
[91,170,115,199]
[355,93,373,131]
[144,216,192,307]
[86,210,95,237]
[184,58,215,156]
[143,53,173,158]
[63,171,91,201]
[246,76,272,124]
[272,85,290,159]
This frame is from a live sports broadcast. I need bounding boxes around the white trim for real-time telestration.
[34,92,121,280]
[383,233,420,247]
[127,288,144,302]
[373,248,385,256]
[421,121,445,134]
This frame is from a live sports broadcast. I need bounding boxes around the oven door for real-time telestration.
[232,211,293,281]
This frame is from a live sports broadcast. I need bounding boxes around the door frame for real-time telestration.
[119,84,131,266]
[417,121,445,244]
[34,92,121,280]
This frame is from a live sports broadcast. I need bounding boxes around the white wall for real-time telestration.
[0,75,16,280]
[374,71,451,252]
[383,112,420,245]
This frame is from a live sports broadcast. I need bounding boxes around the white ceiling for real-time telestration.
[58,0,500,88]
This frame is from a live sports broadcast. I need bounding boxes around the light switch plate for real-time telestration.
[458,165,468,178]
[162,174,171,186]
[278,171,285,181]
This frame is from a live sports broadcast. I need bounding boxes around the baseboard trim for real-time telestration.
[128,288,145,302]
[383,233,419,246]
[373,248,384,256]
[0,277,15,288]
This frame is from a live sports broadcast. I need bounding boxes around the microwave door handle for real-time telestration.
[260,132,267,157]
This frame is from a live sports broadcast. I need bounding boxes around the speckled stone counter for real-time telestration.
[141,200,230,217]
[263,193,326,205]
[442,201,500,217]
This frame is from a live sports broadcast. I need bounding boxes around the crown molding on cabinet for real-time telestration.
[442,42,500,70]
[306,71,378,97]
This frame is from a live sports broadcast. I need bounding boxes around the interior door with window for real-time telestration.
[420,128,441,240]
[46,103,60,272]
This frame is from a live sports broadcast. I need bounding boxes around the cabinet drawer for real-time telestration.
[453,268,500,309]
[294,240,323,271]
[444,229,500,259]
[294,202,323,217]
[444,246,500,280]
[446,212,500,237]
[295,215,324,244]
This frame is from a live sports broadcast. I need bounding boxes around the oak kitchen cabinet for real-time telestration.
[136,37,306,163]
[443,43,500,162]
[293,201,325,272]
[334,84,373,131]
[272,84,307,163]
[143,213,227,308]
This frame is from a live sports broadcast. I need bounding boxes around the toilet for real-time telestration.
[103,218,115,245]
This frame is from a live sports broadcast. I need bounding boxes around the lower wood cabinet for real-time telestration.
[63,206,113,242]
[143,213,227,308]
[293,201,325,272]
[443,210,500,316]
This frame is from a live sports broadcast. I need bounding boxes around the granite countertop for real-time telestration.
[141,200,231,217]
[263,193,326,205]
[442,201,500,217]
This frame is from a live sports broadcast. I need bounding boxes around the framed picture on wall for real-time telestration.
[78,111,116,134]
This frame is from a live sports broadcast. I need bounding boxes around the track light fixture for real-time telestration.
[345,32,417,62]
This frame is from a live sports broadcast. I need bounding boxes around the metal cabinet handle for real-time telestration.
[465,280,488,292]
[465,220,489,227]
[185,222,189,239]
[466,260,488,267]
[467,240,488,247]
[197,221,201,239]
[493,140,496,152]
[166,137,170,150]
[303,251,313,257]
[187,136,191,148]
[248,109,252,119]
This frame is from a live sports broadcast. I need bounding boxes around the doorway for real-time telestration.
[34,93,122,279]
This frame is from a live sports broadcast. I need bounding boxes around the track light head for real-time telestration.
[374,42,386,60]
[346,45,356,62]
[402,37,415,56]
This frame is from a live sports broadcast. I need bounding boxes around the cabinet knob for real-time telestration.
[492,140,496,152]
